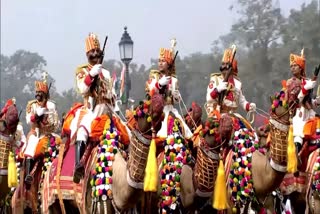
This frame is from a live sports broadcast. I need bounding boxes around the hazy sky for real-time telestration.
[1,0,307,93]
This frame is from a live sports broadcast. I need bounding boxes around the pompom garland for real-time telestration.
[40,136,60,185]
[229,128,259,208]
[133,100,152,122]
[270,90,288,112]
[160,117,192,213]
[312,149,320,194]
[90,118,120,200]
[38,135,60,209]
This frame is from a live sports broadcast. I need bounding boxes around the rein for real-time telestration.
[271,101,297,124]
[200,137,227,152]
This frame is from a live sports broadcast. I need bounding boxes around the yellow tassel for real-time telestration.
[144,139,158,192]
[8,151,17,188]
[213,159,228,210]
[287,125,297,173]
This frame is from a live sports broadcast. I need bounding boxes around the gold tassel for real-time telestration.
[144,138,158,192]
[8,151,17,187]
[287,125,297,173]
[213,159,228,210]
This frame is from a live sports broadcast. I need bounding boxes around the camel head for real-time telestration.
[134,93,164,136]
[199,113,232,153]
[0,98,19,136]
[270,79,301,125]
[184,101,202,132]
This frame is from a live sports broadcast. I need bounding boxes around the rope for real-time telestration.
[246,110,256,124]
[176,90,198,129]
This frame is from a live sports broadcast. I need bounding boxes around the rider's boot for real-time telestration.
[80,142,94,168]
[293,136,303,175]
[25,158,34,185]
[73,140,85,183]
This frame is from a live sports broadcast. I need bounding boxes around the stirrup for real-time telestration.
[73,163,85,183]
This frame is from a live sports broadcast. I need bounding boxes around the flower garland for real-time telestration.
[312,149,320,194]
[271,90,288,112]
[229,128,259,208]
[90,118,119,200]
[160,117,192,213]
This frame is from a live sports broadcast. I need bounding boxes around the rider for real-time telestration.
[146,39,193,139]
[23,73,59,184]
[206,46,256,116]
[72,32,117,182]
[205,46,256,157]
[289,50,319,155]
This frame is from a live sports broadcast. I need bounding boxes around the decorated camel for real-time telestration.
[256,115,320,214]
[11,76,61,214]
[0,98,20,214]
[40,93,164,214]
[186,77,302,213]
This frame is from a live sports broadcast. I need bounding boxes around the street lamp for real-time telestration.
[119,26,134,109]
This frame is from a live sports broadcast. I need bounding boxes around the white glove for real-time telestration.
[158,76,170,87]
[216,82,228,92]
[249,103,256,111]
[315,96,320,105]
[303,80,316,90]
[89,64,102,77]
[36,107,47,116]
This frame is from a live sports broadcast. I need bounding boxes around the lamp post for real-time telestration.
[119,26,134,110]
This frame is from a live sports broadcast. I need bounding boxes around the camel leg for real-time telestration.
[112,153,144,211]
[180,165,195,208]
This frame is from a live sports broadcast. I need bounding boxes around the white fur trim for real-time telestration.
[269,159,287,172]
[269,118,289,132]
[126,170,144,189]
[0,169,8,175]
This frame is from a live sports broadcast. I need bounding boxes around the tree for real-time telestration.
[214,0,286,110]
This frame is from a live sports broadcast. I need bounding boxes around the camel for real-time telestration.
[84,93,165,214]
[41,93,164,214]
[182,78,301,214]
[0,100,20,214]
[257,118,320,214]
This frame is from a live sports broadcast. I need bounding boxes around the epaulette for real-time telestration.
[150,69,160,74]
[75,64,89,74]
[210,73,222,77]
[26,99,37,113]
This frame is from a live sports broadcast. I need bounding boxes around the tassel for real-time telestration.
[287,125,297,173]
[144,138,158,192]
[213,159,228,210]
[316,118,320,135]
[8,151,17,187]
